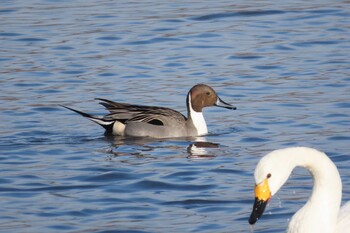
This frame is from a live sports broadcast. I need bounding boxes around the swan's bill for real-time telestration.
[249,178,271,225]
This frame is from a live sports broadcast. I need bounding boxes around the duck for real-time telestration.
[61,84,236,138]
[248,147,350,233]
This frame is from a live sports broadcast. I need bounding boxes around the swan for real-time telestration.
[248,147,350,233]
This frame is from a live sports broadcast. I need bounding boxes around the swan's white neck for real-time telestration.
[269,147,342,233]
[187,95,208,136]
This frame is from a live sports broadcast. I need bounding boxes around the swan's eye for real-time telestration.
[267,173,271,178]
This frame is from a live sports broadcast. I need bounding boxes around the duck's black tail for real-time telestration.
[60,105,115,133]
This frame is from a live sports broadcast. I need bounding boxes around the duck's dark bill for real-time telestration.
[248,197,268,225]
[215,97,237,110]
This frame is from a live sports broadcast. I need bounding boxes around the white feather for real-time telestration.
[188,95,208,135]
[254,147,350,233]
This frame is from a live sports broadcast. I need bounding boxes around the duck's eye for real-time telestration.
[206,92,211,96]
[267,173,272,179]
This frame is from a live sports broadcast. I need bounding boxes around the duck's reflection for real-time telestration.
[104,135,220,159]
[187,137,219,159]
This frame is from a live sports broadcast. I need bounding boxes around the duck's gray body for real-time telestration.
[99,99,197,137]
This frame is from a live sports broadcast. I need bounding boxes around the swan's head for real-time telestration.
[248,148,295,225]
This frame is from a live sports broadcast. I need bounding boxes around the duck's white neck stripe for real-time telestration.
[188,95,208,135]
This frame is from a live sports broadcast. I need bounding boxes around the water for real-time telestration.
[1,1,349,232]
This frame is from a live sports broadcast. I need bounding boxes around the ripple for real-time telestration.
[98,231,152,233]
[240,137,270,143]
[122,74,152,79]
[0,32,24,37]
[0,9,16,13]
[184,45,232,49]
[48,225,77,230]
[14,83,44,87]
[60,70,86,75]
[274,45,294,51]
[278,103,305,108]
[335,102,350,108]
[52,46,74,50]
[0,58,14,62]
[291,40,340,47]
[254,65,281,70]
[328,136,350,141]
[14,37,47,42]
[98,72,117,77]
[187,32,220,38]
[191,223,225,232]
[125,37,182,45]
[164,62,185,67]
[31,107,61,112]
[130,180,216,191]
[84,172,137,182]
[93,14,118,18]
[324,113,348,118]
[162,19,185,23]
[191,10,285,21]
[307,9,342,14]
[96,36,121,41]
[228,55,263,60]
[163,199,235,207]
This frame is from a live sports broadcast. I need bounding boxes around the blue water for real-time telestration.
[1,1,350,232]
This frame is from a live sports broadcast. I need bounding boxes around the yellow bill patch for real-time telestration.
[255,178,271,201]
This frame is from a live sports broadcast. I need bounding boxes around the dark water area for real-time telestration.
[1,1,350,232]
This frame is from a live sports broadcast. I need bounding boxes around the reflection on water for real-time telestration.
[187,140,220,159]
[1,1,350,232]
[107,136,219,159]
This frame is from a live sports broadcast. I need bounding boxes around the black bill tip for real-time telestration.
[215,97,237,110]
[248,197,268,225]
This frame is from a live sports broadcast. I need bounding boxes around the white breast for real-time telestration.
[190,109,208,135]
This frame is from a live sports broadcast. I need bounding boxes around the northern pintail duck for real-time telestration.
[62,84,236,138]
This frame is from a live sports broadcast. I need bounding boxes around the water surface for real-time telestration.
[1,1,350,232]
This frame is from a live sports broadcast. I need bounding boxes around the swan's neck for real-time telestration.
[286,148,342,233]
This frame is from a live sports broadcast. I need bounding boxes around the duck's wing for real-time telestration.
[97,98,186,126]
[127,108,186,126]
[336,201,350,233]
[97,98,151,111]
[97,98,167,123]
